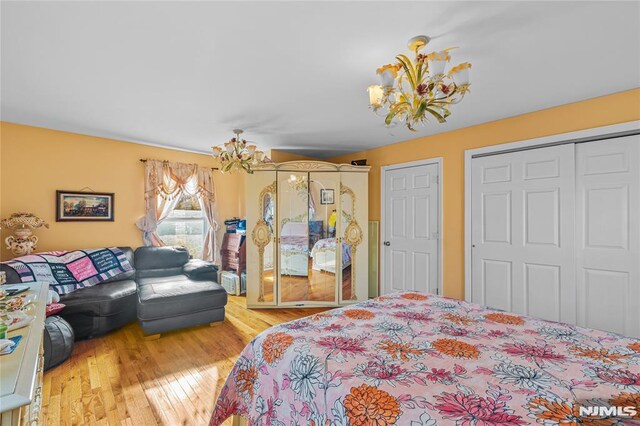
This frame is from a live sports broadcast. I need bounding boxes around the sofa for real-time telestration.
[134,246,227,335]
[2,246,137,340]
[1,246,227,340]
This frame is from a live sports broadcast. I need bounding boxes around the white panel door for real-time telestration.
[383,163,439,295]
[576,136,640,337]
[471,145,576,323]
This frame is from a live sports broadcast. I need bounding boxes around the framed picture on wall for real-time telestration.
[56,190,114,222]
[320,189,335,205]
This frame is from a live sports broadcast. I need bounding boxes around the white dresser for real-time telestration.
[0,282,48,426]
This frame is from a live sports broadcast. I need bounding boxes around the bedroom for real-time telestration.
[0,1,639,425]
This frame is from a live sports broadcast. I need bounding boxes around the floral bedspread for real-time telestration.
[280,235,309,255]
[310,238,351,265]
[211,292,640,426]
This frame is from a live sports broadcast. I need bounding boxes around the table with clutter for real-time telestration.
[0,281,49,425]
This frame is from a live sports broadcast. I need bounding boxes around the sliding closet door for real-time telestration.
[471,145,576,323]
[576,136,640,337]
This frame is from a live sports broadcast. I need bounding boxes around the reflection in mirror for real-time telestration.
[261,192,275,302]
[341,188,354,300]
[279,172,310,303]
[306,172,338,303]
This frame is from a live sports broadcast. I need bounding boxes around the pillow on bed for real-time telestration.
[281,222,308,237]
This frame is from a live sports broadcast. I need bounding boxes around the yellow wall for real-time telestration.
[0,122,245,260]
[268,149,317,163]
[330,88,640,300]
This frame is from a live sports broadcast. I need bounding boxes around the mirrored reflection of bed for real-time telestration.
[311,237,351,274]
[280,221,310,277]
[276,172,354,304]
[246,161,369,308]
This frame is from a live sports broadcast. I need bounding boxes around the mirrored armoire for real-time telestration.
[246,161,370,308]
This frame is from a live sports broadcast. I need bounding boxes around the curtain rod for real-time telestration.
[139,158,219,171]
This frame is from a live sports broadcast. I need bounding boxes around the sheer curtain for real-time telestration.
[197,167,220,265]
[136,160,220,263]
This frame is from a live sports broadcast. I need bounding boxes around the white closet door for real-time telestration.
[383,163,439,295]
[471,145,576,323]
[576,135,640,337]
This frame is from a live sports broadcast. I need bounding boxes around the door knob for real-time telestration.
[383,241,390,246]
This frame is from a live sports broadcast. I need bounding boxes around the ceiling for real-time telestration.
[2,1,639,158]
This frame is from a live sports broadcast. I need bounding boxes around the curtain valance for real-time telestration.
[144,160,216,203]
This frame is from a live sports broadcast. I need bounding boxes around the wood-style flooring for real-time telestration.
[262,263,352,303]
[40,296,330,426]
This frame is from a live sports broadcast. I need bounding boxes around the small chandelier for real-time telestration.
[287,174,308,191]
[211,129,267,173]
[367,35,471,131]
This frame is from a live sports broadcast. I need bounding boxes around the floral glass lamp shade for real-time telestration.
[367,85,384,108]
[0,212,49,256]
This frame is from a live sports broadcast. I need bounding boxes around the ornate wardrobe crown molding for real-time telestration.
[252,160,371,173]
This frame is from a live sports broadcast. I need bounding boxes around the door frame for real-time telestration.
[380,157,443,296]
[464,120,640,302]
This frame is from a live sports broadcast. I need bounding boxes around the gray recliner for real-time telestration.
[134,246,227,335]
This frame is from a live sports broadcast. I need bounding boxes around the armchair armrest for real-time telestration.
[182,260,218,282]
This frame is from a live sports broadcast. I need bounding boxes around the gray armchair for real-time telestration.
[134,246,227,336]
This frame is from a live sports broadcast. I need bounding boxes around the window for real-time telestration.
[157,193,205,258]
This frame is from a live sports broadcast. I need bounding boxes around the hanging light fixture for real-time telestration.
[367,35,472,131]
[211,129,268,173]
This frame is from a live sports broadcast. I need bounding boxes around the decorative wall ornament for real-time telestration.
[367,35,472,130]
[0,212,49,256]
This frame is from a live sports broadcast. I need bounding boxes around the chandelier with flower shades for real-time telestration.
[211,129,268,173]
[367,35,471,131]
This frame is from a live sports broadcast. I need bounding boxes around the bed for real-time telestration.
[279,222,309,276]
[310,237,351,274]
[211,292,640,425]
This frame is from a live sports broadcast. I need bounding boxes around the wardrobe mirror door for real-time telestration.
[247,171,277,306]
[340,184,354,301]
[261,192,275,302]
[278,172,311,304]
[308,172,339,303]
[340,172,366,303]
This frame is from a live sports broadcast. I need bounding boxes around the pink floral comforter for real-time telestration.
[211,292,640,425]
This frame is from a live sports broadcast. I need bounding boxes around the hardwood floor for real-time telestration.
[40,296,330,426]
[262,263,352,303]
